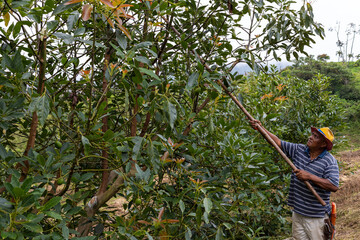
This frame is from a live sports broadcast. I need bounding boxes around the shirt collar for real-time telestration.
[305,147,328,160]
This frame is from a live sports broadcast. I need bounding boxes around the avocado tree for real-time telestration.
[0,0,338,239]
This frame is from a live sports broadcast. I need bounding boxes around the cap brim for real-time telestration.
[311,127,333,151]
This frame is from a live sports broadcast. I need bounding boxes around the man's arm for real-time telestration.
[294,169,338,192]
[249,119,281,148]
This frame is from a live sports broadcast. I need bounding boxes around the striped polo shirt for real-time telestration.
[281,141,339,218]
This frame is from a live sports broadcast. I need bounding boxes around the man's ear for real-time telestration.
[321,140,328,149]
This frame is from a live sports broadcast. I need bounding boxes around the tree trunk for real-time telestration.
[98,47,113,194]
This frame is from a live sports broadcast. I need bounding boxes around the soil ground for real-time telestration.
[331,149,360,240]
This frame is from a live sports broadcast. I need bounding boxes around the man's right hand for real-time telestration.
[249,119,282,148]
[249,119,261,130]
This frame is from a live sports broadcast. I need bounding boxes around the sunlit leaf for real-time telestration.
[115,16,122,25]
[179,200,185,214]
[203,197,212,214]
[107,18,115,28]
[165,100,177,129]
[64,0,84,5]
[118,4,133,8]
[23,223,43,233]
[118,7,133,18]
[82,4,93,21]
[215,226,223,240]
[3,12,10,27]
[186,72,199,91]
[99,0,115,8]
[41,196,61,211]
[116,22,132,40]
[139,68,160,81]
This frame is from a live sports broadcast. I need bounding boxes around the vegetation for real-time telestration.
[282,57,360,127]
[0,0,346,239]
[281,57,360,101]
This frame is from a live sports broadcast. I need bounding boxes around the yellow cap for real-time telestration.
[311,127,334,150]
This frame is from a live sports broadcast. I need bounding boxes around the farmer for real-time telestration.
[249,120,339,240]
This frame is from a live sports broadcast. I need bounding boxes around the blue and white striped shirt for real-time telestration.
[281,141,339,218]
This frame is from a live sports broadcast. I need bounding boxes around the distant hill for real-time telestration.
[232,61,293,74]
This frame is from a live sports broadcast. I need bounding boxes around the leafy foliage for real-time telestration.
[281,57,360,100]
[0,0,343,239]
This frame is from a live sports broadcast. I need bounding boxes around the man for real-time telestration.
[249,120,339,240]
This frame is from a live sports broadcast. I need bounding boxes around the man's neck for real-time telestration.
[309,148,326,160]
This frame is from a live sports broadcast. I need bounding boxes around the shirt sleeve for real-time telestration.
[324,158,340,187]
[281,141,299,160]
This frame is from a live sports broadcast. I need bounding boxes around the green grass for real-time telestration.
[336,121,360,152]
[346,63,360,90]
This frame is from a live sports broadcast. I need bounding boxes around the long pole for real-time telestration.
[217,80,326,206]
[161,16,326,206]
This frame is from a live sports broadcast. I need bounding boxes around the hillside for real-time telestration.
[332,149,360,240]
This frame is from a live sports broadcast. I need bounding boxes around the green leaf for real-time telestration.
[103,129,115,141]
[45,155,56,169]
[223,223,232,230]
[80,173,95,182]
[165,100,177,129]
[0,197,13,211]
[37,154,46,166]
[203,197,212,213]
[62,224,69,240]
[186,72,199,91]
[203,211,209,224]
[135,56,151,66]
[12,187,25,198]
[1,232,17,239]
[0,144,7,159]
[117,34,127,50]
[37,96,50,126]
[179,200,185,214]
[41,196,61,211]
[215,226,223,240]
[81,136,91,146]
[4,183,15,198]
[208,80,223,93]
[133,42,152,51]
[185,227,192,240]
[45,211,62,220]
[21,177,33,192]
[13,51,24,73]
[2,55,13,71]
[72,237,97,240]
[29,96,50,126]
[53,32,74,44]
[145,232,154,240]
[138,67,161,81]
[132,137,143,161]
[23,222,43,233]
[67,12,79,31]
[53,0,79,15]
[196,204,202,227]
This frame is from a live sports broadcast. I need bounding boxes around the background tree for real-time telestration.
[282,57,360,101]
[329,22,359,62]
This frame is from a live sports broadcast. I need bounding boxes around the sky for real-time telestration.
[305,0,360,61]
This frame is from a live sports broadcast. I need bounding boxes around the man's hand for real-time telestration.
[294,169,312,181]
[249,119,261,130]
[294,169,338,192]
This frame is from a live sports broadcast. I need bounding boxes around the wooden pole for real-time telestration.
[217,80,326,206]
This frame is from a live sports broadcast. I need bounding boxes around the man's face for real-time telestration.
[307,131,327,149]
